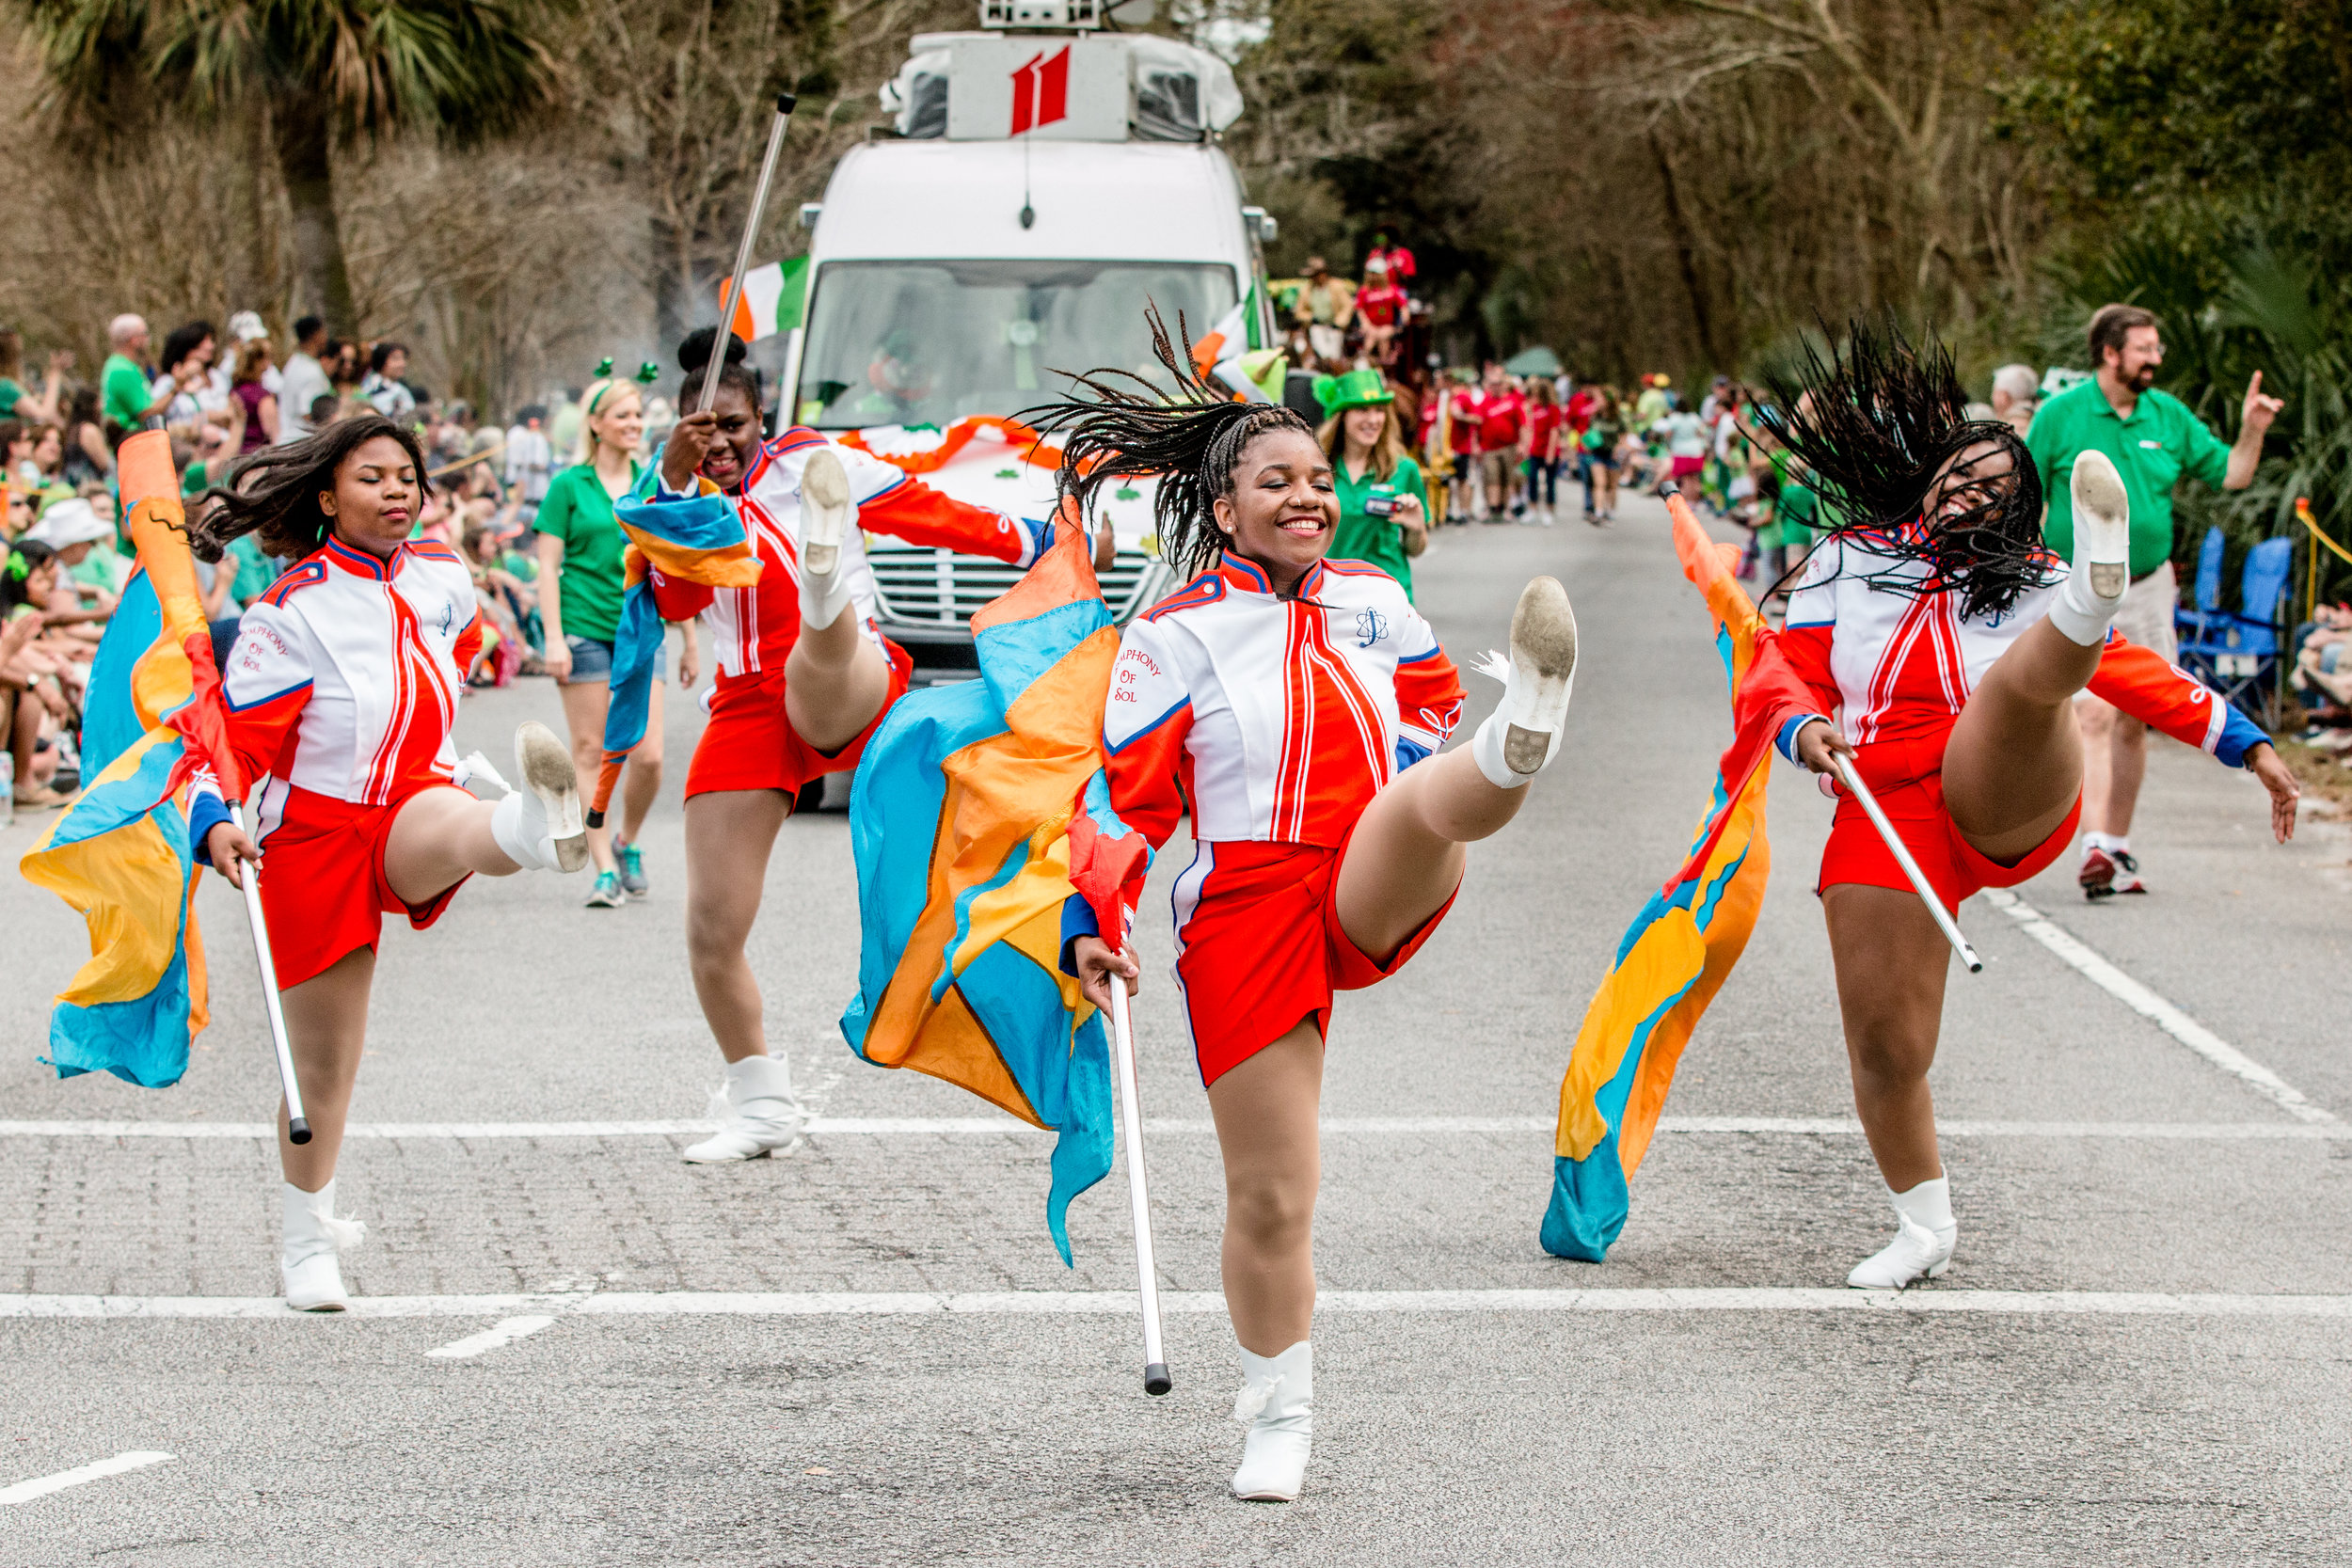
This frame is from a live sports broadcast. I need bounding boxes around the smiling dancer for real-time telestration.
[640,331,1056,1164]
[1745,324,2299,1289]
[1037,315,1580,1502]
[187,415,589,1310]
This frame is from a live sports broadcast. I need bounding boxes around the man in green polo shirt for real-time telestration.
[2026,302,2282,899]
[101,312,163,435]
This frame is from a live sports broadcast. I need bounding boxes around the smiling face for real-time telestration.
[320,435,421,556]
[1924,437,2018,531]
[695,382,765,491]
[1342,404,1387,454]
[1211,426,1338,591]
[589,387,644,460]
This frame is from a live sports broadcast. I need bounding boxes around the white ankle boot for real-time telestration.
[1847,1176,1956,1290]
[281,1180,365,1312]
[489,721,589,872]
[2047,449,2132,647]
[1470,576,1579,788]
[1230,1340,1313,1501]
[798,449,856,630]
[681,1053,806,1164]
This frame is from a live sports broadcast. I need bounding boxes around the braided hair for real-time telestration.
[1021,304,1315,581]
[1761,316,2050,621]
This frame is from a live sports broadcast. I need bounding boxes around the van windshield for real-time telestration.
[791,260,1238,429]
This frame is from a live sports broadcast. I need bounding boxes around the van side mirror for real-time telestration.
[798,202,823,230]
[1242,206,1277,244]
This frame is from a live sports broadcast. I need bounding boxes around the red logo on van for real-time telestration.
[1009,46,1070,135]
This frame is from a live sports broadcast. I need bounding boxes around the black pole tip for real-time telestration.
[1020,205,1036,230]
[288,1117,312,1146]
[584,808,605,830]
[1143,1363,1172,1396]
[777,91,798,115]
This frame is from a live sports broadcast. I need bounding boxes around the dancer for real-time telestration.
[1748,324,2299,1289]
[641,331,1056,1164]
[1041,316,1580,1503]
[536,363,690,908]
[185,415,591,1311]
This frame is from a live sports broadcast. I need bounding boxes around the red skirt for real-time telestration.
[684,640,914,800]
[1818,748,2079,915]
[1169,832,1457,1087]
[253,783,470,989]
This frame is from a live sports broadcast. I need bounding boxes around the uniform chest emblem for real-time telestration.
[1353,607,1390,648]
[437,600,455,637]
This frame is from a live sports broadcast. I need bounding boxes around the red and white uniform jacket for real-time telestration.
[1067,553,1466,946]
[644,427,1050,695]
[186,535,482,847]
[1757,531,2266,779]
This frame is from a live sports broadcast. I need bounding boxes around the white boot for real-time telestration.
[798,449,857,631]
[1469,576,1580,789]
[1847,1176,1956,1290]
[681,1053,806,1164]
[281,1180,365,1312]
[2047,449,2132,647]
[1231,1340,1313,1501]
[489,721,588,873]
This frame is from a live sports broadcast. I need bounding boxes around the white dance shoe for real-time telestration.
[1230,1340,1313,1502]
[799,448,856,630]
[681,1053,807,1164]
[281,1180,365,1312]
[1847,1176,1956,1290]
[2048,449,2132,647]
[490,721,588,873]
[1469,576,1579,789]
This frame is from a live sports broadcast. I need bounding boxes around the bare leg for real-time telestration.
[381,785,527,902]
[1939,618,2103,863]
[1334,746,1527,959]
[275,946,375,1192]
[557,676,616,873]
[616,677,664,845]
[683,787,791,1063]
[1822,884,1951,1191]
[2101,713,2147,837]
[784,615,891,754]
[1207,1023,1324,1356]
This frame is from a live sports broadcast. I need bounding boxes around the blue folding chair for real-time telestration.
[2175,532,2295,724]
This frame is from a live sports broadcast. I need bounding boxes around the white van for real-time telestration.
[782,12,1275,674]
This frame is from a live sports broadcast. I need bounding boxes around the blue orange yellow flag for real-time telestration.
[1541,494,1777,1260]
[20,431,240,1086]
[840,509,1148,1263]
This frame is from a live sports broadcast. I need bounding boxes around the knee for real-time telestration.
[1844,1009,1934,1089]
[684,903,749,975]
[1226,1171,1317,1251]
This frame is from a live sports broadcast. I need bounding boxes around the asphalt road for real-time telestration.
[4,493,2348,1565]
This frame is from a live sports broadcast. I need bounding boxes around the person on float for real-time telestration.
[1742,324,2299,1290]
[1039,318,1581,1503]
[188,414,590,1311]
[637,330,1057,1164]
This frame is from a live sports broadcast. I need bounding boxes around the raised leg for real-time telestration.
[1939,617,2102,863]
[382,784,528,903]
[682,786,791,1063]
[1207,1023,1325,1355]
[782,615,891,754]
[1333,746,1524,959]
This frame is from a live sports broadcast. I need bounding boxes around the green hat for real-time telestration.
[1312,367,1393,418]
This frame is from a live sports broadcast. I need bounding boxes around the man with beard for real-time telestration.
[2027,303,2283,899]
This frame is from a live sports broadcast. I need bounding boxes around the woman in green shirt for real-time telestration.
[535,371,695,908]
[1313,367,1428,599]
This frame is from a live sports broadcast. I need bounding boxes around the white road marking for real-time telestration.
[422,1314,556,1360]
[0,1450,173,1507]
[0,1289,2347,1321]
[0,1114,2342,1140]
[1982,890,2336,1124]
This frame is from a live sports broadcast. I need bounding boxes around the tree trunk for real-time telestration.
[273,87,358,337]
[651,212,691,356]
[1648,130,1726,373]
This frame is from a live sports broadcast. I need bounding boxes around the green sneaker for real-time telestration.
[616,840,648,898]
[584,870,627,909]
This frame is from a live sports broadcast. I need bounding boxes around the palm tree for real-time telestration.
[12,0,565,335]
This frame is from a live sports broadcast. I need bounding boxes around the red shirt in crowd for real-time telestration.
[1478,388,1527,451]
[1450,387,1489,452]
[1524,402,1564,462]
[1565,387,1598,434]
[1369,244,1416,282]
[1356,282,1407,328]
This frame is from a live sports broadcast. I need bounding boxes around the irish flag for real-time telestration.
[722,256,811,343]
[1190,290,1268,402]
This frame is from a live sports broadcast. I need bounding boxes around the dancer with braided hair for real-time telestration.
[1746,321,2300,1289]
[1038,311,1580,1502]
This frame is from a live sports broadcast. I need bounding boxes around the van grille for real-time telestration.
[866,545,1166,629]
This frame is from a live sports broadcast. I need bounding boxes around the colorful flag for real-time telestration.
[20,432,243,1086]
[840,510,1149,1263]
[723,257,811,344]
[1190,292,1271,403]
[594,476,764,819]
[1540,495,1778,1260]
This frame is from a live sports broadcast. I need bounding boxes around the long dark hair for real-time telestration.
[192,413,431,562]
[1020,304,1315,579]
[1760,316,2048,620]
[4,537,56,614]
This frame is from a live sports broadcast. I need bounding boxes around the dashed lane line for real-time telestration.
[1,1289,2348,1321]
[0,1450,174,1507]
[1982,890,2336,1124]
[422,1314,555,1360]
